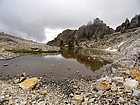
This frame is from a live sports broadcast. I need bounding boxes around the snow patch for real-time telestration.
[118,41,126,48]
[105,47,118,52]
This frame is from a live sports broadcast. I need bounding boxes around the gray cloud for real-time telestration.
[0,0,140,42]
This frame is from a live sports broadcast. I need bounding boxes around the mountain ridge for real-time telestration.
[47,14,140,47]
[47,18,114,46]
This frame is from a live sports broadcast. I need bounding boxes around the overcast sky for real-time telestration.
[0,0,140,42]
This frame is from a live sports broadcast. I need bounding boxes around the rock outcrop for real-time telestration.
[47,18,114,46]
[47,29,77,46]
[116,14,140,32]
[75,18,114,41]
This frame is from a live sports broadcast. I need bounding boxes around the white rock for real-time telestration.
[124,78,138,89]
[118,97,125,103]
[133,90,140,96]
[112,77,124,83]
[97,76,111,83]
[88,98,95,103]
[72,95,84,102]
[0,95,4,101]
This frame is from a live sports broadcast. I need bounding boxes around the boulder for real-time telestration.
[19,77,39,90]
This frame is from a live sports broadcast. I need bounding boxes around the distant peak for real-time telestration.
[93,18,104,25]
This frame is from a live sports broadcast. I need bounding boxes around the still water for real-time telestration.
[0,49,110,80]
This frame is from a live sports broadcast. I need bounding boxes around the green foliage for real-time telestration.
[60,40,64,47]
[68,40,74,48]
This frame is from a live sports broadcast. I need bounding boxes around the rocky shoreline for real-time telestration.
[1,39,140,105]
[0,41,140,104]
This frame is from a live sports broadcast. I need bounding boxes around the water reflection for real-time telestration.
[44,54,63,59]
[61,49,110,71]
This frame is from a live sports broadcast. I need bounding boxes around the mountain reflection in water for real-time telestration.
[61,48,111,71]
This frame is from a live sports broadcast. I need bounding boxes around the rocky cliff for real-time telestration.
[47,18,114,46]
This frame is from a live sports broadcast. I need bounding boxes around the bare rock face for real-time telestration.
[47,29,77,46]
[75,18,114,41]
[47,18,114,46]
[116,14,140,32]
[116,18,130,32]
[131,14,140,28]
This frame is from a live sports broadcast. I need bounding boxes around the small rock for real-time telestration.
[100,81,110,90]
[38,101,46,105]
[135,76,140,82]
[111,82,117,91]
[21,72,27,77]
[3,63,9,66]
[97,90,104,95]
[96,76,111,90]
[112,77,124,83]
[72,95,84,102]
[68,67,70,70]
[124,78,138,89]
[88,98,95,103]
[0,95,4,101]
[118,97,125,103]
[133,89,140,96]
[76,71,80,73]
[19,77,39,90]
[51,64,56,67]
[130,69,140,78]
[112,68,116,73]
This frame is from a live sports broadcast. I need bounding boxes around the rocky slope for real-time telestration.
[0,32,59,60]
[47,18,114,46]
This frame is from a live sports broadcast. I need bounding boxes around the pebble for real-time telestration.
[3,63,9,66]
[112,77,124,83]
[88,98,95,103]
[72,95,84,102]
